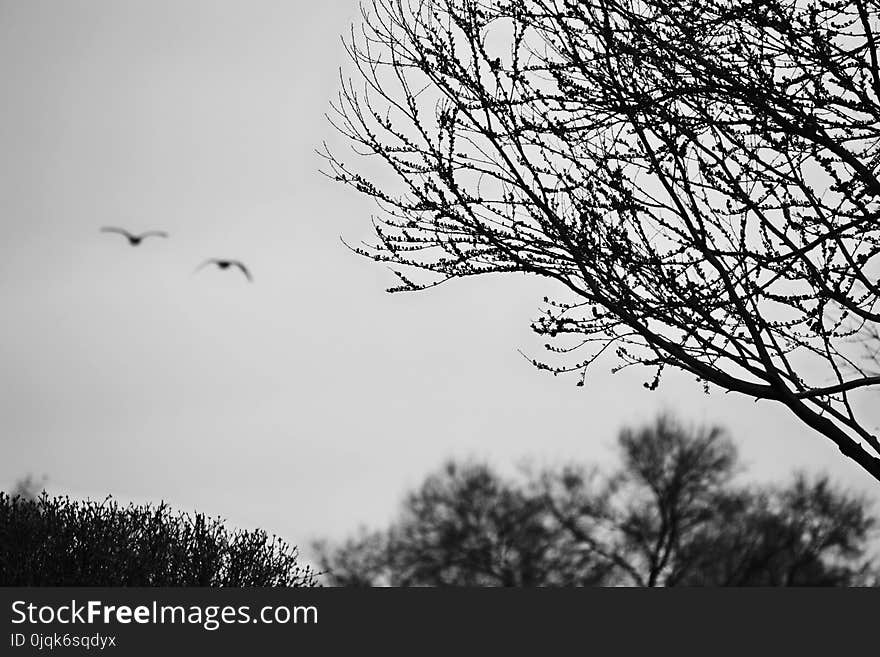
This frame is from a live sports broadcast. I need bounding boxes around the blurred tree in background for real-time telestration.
[0,494,318,587]
[315,416,877,586]
[8,473,47,501]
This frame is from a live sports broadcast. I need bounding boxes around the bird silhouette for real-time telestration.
[100,227,169,246]
[195,259,253,282]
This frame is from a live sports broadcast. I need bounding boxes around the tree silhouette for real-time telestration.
[316,462,612,586]
[315,416,877,586]
[325,0,880,481]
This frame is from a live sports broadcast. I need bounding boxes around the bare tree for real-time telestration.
[544,416,877,586]
[315,416,877,586]
[325,0,880,480]
[316,461,613,586]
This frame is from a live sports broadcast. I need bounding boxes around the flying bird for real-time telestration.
[195,259,253,282]
[100,227,169,246]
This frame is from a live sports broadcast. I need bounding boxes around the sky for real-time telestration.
[2,0,880,558]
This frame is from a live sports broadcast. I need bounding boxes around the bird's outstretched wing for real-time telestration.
[139,230,169,240]
[231,261,253,282]
[194,258,221,274]
[100,226,134,239]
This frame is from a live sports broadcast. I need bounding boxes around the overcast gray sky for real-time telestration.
[2,0,880,554]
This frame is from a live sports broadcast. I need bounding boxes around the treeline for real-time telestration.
[315,416,878,586]
[3,415,876,587]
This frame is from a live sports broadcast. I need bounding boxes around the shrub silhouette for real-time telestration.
[0,493,318,586]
